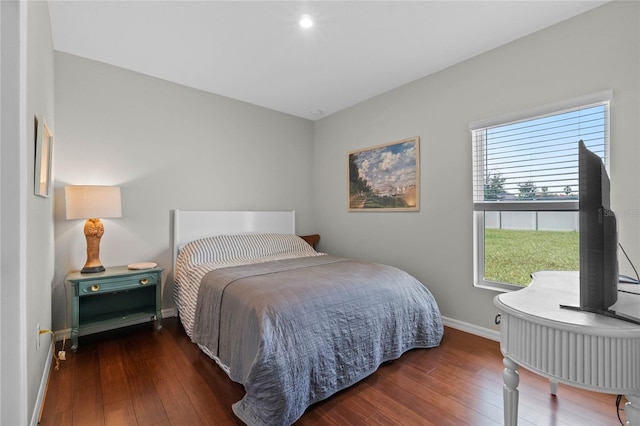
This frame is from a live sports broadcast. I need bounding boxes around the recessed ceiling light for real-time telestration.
[299,14,314,29]
[310,109,324,116]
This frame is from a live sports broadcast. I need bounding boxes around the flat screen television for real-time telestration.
[577,140,618,313]
[564,141,640,324]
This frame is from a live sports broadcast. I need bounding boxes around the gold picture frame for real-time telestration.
[34,116,53,198]
[348,136,419,212]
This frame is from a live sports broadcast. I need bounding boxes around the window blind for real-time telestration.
[472,101,609,211]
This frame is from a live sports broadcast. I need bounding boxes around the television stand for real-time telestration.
[495,271,640,426]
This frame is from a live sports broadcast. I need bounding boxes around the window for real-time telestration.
[471,93,610,290]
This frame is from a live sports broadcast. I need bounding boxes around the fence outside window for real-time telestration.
[484,211,578,232]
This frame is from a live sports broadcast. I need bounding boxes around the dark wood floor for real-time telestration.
[40,317,624,425]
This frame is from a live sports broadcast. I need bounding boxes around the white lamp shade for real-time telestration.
[65,185,122,219]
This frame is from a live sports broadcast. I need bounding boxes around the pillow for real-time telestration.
[181,232,317,264]
[175,233,321,286]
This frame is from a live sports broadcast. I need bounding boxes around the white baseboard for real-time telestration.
[52,310,495,343]
[36,310,495,424]
[39,309,495,426]
[31,342,53,426]
[441,315,501,342]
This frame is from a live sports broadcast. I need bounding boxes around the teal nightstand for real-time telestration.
[66,266,163,351]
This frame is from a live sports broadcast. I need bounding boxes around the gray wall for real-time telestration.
[52,53,316,331]
[1,1,55,424]
[0,2,24,423]
[313,1,640,331]
[26,1,56,421]
[7,1,633,423]
[51,2,639,339]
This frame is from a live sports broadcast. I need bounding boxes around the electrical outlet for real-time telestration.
[36,324,40,350]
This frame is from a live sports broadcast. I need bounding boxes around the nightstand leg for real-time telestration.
[155,276,162,331]
[155,312,162,331]
[71,328,78,352]
[71,285,80,352]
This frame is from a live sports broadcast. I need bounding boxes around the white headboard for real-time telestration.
[170,210,295,271]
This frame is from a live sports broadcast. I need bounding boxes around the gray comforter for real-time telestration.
[191,255,443,425]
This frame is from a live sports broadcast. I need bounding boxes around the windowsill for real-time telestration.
[474,280,526,293]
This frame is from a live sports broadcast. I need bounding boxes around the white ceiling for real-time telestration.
[48,1,609,121]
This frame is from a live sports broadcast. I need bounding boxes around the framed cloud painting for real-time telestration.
[348,136,419,212]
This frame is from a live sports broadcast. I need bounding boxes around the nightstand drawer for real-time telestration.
[79,273,158,295]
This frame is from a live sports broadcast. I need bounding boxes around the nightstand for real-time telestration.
[300,234,320,250]
[66,266,163,352]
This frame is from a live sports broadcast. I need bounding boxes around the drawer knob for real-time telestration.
[139,278,149,285]
[90,284,100,292]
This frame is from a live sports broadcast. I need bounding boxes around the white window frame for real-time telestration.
[471,91,612,291]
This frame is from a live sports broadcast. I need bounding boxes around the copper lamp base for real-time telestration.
[81,218,106,274]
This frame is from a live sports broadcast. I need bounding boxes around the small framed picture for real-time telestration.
[34,116,53,198]
[348,136,419,212]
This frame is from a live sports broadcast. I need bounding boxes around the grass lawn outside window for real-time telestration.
[484,228,579,286]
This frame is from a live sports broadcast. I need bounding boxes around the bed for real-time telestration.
[171,210,443,425]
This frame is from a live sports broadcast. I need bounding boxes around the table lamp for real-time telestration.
[65,185,122,273]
